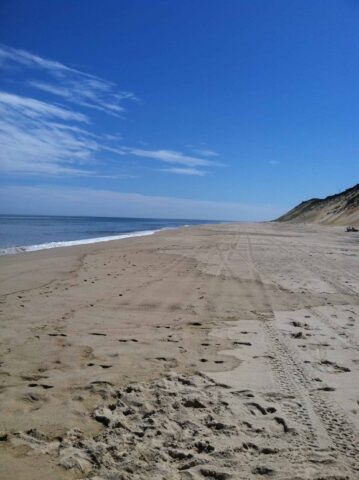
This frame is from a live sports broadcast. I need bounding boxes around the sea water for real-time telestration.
[0,215,220,255]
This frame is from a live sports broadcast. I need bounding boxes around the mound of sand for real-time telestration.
[276,183,359,226]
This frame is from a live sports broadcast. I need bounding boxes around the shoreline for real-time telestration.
[0,215,227,257]
[0,227,161,256]
[0,222,358,479]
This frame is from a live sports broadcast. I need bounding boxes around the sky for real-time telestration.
[0,0,358,220]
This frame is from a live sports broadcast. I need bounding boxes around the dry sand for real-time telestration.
[0,222,358,479]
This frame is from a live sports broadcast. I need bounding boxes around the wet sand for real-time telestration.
[0,222,358,479]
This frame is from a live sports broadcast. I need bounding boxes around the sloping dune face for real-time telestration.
[277,183,359,226]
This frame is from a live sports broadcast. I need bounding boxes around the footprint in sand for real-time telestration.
[166,336,179,343]
[273,416,289,433]
[246,402,269,416]
[319,360,350,373]
[200,468,231,479]
[290,331,304,339]
[252,466,275,475]
[317,386,336,392]
[28,383,54,389]
[231,390,255,399]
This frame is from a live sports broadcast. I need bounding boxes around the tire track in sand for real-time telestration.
[245,233,359,471]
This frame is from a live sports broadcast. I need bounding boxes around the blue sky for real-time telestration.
[0,0,358,220]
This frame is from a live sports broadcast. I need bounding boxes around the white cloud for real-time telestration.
[192,148,218,157]
[0,44,137,116]
[0,91,216,178]
[0,44,138,176]
[127,148,220,168]
[160,167,206,176]
[0,91,218,177]
[0,43,76,72]
[0,91,88,122]
[0,92,113,176]
[0,185,283,221]
[0,44,221,179]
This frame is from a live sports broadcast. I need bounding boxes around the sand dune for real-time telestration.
[0,223,358,479]
[276,183,359,226]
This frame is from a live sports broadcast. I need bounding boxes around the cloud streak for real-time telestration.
[0,90,218,177]
[0,91,88,122]
[160,167,206,176]
[0,92,110,175]
[0,44,137,116]
[0,44,138,176]
[192,148,218,157]
[0,44,221,178]
[126,148,219,168]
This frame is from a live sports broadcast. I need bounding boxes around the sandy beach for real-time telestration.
[0,222,358,479]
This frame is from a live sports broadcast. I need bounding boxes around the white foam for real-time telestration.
[0,229,159,256]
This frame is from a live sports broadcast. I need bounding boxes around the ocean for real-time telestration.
[0,215,220,255]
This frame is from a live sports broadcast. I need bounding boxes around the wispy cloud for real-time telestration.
[0,91,88,122]
[0,89,218,177]
[0,91,113,176]
[0,44,138,176]
[160,167,206,176]
[0,44,137,116]
[0,44,221,178]
[126,148,220,168]
[191,148,218,157]
[0,43,77,72]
